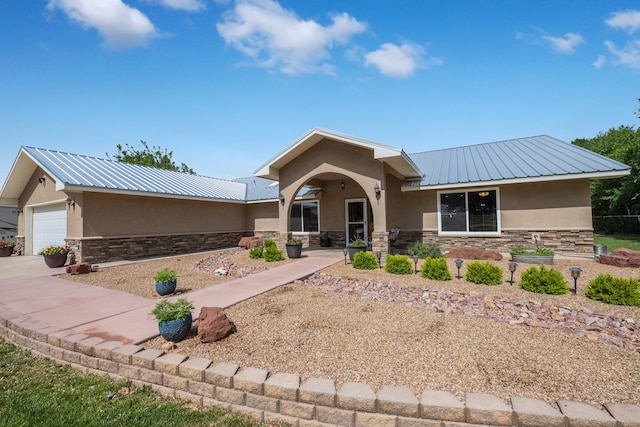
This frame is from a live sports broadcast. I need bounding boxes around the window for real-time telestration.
[438,189,499,234]
[290,201,319,233]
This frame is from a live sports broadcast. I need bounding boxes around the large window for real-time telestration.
[439,189,499,234]
[290,201,319,233]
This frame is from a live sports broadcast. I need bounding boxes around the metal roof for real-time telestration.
[406,135,630,190]
[16,147,248,202]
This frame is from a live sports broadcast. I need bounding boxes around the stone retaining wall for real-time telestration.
[1,315,637,427]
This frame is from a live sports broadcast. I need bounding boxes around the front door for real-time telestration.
[346,199,367,245]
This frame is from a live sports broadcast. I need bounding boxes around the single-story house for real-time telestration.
[0,128,630,263]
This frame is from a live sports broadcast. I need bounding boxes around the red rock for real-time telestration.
[197,307,235,343]
[238,236,262,249]
[599,248,640,267]
[446,247,503,261]
[65,262,92,275]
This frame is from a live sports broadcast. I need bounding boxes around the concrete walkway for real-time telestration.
[0,252,340,345]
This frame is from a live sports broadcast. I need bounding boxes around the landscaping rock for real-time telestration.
[65,262,92,275]
[238,236,262,249]
[197,307,236,343]
[599,248,640,268]
[446,247,503,261]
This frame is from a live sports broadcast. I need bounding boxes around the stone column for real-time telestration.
[371,231,389,258]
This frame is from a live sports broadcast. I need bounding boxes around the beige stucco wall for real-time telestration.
[245,202,278,231]
[81,192,247,237]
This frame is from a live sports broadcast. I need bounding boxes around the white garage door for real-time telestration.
[33,204,67,254]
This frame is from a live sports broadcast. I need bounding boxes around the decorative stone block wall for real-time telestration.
[67,231,252,264]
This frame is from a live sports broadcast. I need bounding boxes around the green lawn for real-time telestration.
[0,339,275,427]
[594,233,640,252]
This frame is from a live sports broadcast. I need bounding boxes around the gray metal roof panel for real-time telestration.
[408,135,630,187]
[23,147,247,201]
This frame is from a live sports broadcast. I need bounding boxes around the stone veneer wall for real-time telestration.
[393,230,594,255]
[66,231,252,263]
[1,317,636,427]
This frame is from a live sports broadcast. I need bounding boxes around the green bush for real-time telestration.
[420,257,452,281]
[586,274,640,306]
[465,261,503,285]
[385,255,413,275]
[264,244,284,262]
[519,264,569,295]
[264,239,277,249]
[248,247,263,259]
[352,251,379,270]
[407,241,442,259]
[153,268,176,283]
[510,247,554,255]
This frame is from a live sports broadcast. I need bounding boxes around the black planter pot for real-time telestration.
[348,247,366,261]
[0,246,13,257]
[320,235,331,247]
[286,244,302,259]
[43,253,68,268]
[155,280,177,296]
[158,314,192,342]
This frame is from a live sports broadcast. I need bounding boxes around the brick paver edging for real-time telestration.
[1,315,639,427]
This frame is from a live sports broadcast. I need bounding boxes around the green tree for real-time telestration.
[572,126,639,216]
[109,141,196,174]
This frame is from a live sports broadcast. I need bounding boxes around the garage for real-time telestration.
[32,204,67,254]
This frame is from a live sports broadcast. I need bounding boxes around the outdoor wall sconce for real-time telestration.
[38,177,45,184]
[454,258,463,279]
[375,251,382,268]
[66,197,75,208]
[569,267,581,294]
[340,180,345,191]
[374,182,381,200]
[343,247,348,265]
[15,208,23,214]
[278,192,285,205]
[412,255,419,274]
[507,261,517,285]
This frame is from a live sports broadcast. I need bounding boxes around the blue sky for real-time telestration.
[1,1,639,181]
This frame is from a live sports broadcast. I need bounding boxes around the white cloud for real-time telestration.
[216,0,367,75]
[592,55,606,69]
[157,0,205,12]
[364,42,441,78]
[606,10,640,34]
[542,32,585,54]
[47,0,158,48]
[605,40,640,69]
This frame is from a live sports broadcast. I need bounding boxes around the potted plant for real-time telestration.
[285,239,303,258]
[347,239,367,261]
[151,298,194,342]
[510,247,555,264]
[0,241,15,257]
[38,245,71,268]
[154,267,177,296]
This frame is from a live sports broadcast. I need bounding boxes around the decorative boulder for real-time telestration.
[446,247,503,261]
[65,262,92,275]
[238,236,263,249]
[599,248,640,268]
[197,307,236,343]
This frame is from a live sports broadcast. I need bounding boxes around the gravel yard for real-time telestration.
[63,248,640,408]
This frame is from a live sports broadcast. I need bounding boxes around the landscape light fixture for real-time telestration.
[412,255,419,274]
[375,251,382,268]
[507,261,517,285]
[343,247,348,265]
[278,192,285,205]
[454,259,463,279]
[569,267,581,294]
[374,182,381,200]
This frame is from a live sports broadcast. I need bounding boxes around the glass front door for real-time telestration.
[346,199,367,245]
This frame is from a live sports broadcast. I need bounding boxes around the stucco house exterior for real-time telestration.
[0,128,630,263]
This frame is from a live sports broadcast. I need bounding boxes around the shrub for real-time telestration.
[264,244,284,262]
[407,241,441,259]
[150,298,194,322]
[154,268,177,283]
[420,257,452,281]
[586,274,640,306]
[264,239,277,249]
[465,261,503,285]
[249,247,263,259]
[385,255,413,275]
[352,251,379,270]
[348,239,367,248]
[519,265,569,295]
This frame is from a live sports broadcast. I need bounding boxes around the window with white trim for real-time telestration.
[438,189,499,233]
[290,201,319,233]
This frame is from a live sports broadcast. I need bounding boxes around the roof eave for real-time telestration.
[401,169,631,192]
[62,184,247,204]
